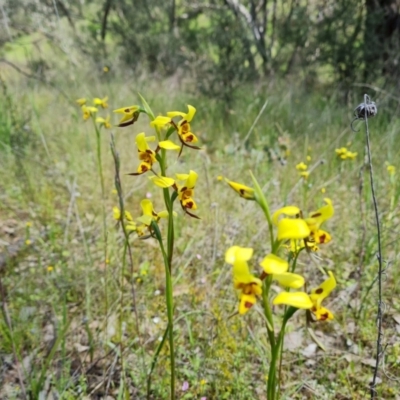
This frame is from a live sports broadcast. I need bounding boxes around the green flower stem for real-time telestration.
[92,118,106,199]
[157,143,176,399]
[267,319,288,400]
[151,221,175,400]
[262,276,275,348]
[92,118,108,320]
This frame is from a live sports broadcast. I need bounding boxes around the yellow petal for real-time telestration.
[239,293,256,315]
[273,292,313,309]
[148,176,175,188]
[233,263,262,286]
[136,132,149,152]
[277,219,310,240]
[186,170,198,188]
[310,271,336,304]
[185,105,196,122]
[150,115,171,128]
[113,105,139,114]
[137,215,153,226]
[272,206,301,226]
[225,179,255,200]
[140,199,154,216]
[167,111,186,119]
[124,210,133,221]
[308,198,334,222]
[157,210,169,218]
[176,173,189,181]
[113,207,121,220]
[126,223,137,231]
[76,98,86,106]
[225,246,253,264]
[273,272,305,289]
[260,254,288,274]
[159,140,180,150]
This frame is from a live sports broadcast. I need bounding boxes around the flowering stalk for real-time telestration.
[225,174,336,400]
[113,96,201,400]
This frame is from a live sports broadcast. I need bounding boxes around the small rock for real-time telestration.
[302,343,317,358]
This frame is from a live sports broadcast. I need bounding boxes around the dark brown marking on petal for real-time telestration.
[260,271,268,280]
[311,212,322,218]
[244,301,253,309]
[320,313,329,321]
[185,201,194,209]
[315,288,323,294]
[311,306,317,312]
[319,234,326,243]
[185,135,194,143]
[124,108,130,112]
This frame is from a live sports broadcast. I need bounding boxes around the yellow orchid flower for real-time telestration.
[96,116,111,129]
[81,105,98,120]
[225,179,255,200]
[304,198,334,248]
[129,132,157,175]
[273,200,334,250]
[113,105,140,125]
[137,199,169,226]
[273,271,336,320]
[176,170,199,217]
[309,271,336,320]
[167,105,198,144]
[225,246,262,315]
[93,96,108,108]
[113,207,137,232]
[76,98,87,106]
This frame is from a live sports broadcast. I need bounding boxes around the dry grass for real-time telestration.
[0,65,400,399]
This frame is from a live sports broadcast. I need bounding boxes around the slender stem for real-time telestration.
[92,119,109,323]
[262,276,275,348]
[152,223,175,399]
[267,320,288,400]
[158,143,176,399]
[364,94,384,400]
